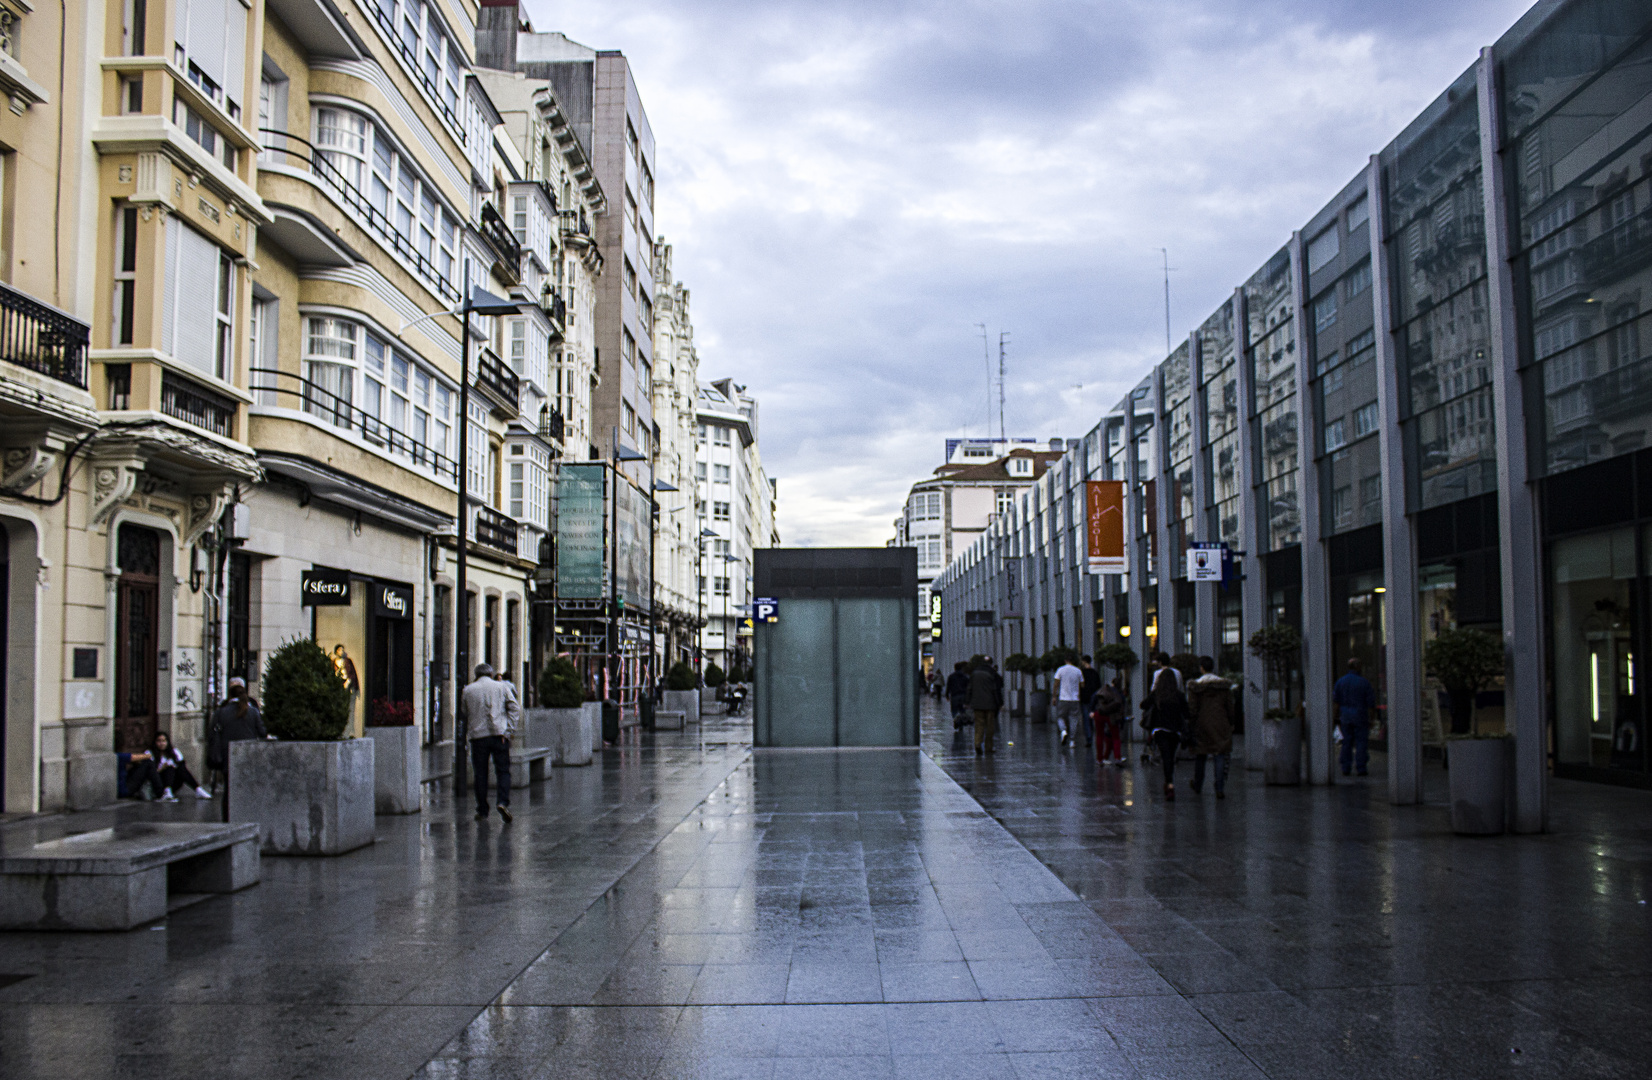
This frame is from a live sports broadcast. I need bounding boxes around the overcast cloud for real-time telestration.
[523,0,1534,547]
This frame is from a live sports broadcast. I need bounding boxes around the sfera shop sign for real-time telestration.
[300,567,352,606]
[373,583,414,620]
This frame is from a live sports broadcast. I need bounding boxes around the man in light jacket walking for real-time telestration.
[1053,655,1084,747]
[463,663,522,822]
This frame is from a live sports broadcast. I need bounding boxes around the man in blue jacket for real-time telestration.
[1333,658,1377,777]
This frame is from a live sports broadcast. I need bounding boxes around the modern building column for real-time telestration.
[1478,47,1547,833]
[1188,333,1219,663]
[1367,154,1423,805]
[1125,389,1149,688]
[1290,233,1335,785]
[1234,289,1267,766]
[1153,369,1176,660]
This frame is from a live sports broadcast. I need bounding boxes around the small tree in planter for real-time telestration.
[666,661,698,691]
[704,662,727,688]
[234,640,372,852]
[1247,624,1302,720]
[265,639,351,740]
[537,656,586,709]
[1423,627,1504,735]
[1094,643,1138,688]
[1169,653,1203,688]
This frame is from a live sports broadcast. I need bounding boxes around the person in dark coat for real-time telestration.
[207,677,265,822]
[1333,658,1378,776]
[1186,656,1235,798]
[968,658,1003,755]
[1078,656,1103,747]
[945,661,972,729]
[1141,652,1188,800]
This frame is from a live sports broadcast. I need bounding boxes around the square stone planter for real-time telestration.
[1029,690,1051,724]
[584,701,603,754]
[664,689,700,725]
[366,725,421,814]
[526,707,594,766]
[701,688,726,716]
[229,738,375,856]
[1448,736,1510,835]
[1262,715,1302,785]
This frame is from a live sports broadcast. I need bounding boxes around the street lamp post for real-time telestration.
[651,480,679,695]
[698,527,716,678]
[402,280,523,799]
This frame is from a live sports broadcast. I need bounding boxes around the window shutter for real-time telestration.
[172,223,222,375]
[182,0,230,90]
[224,0,247,109]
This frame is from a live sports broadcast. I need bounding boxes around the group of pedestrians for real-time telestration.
[1138,652,1236,801]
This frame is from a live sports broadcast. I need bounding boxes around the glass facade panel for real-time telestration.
[1246,249,1297,552]
[1550,527,1641,773]
[1503,4,1652,475]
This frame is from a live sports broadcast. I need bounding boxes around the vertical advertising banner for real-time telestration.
[1086,480,1127,574]
[615,476,651,612]
[556,463,607,599]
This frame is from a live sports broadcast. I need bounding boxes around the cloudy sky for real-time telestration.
[524,0,1533,547]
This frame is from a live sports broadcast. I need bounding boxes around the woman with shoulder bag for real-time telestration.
[1142,653,1188,800]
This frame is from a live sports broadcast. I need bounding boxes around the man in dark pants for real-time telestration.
[945,661,972,729]
[1078,656,1103,747]
[1333,658,1377,777]
[462,663,522,822]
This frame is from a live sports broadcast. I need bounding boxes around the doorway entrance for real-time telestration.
[115,524,162,753]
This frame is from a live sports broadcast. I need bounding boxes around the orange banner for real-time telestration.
[1086,480,1126,574]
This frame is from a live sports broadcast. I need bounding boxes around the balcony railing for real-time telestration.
[473,503,518,555]
[249,367,459,483]
[363,1,462,133]
[161,372,236,439]
[479,200,523,284]
[258,128,460,304]
[474,348,520,418]
[0,281,89,388]
[559,208,590,238]
[540,408,566,442]
[547,292,567,340]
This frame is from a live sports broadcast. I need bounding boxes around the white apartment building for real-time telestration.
[892,440,1067,671]
[652,240,702,666]
[697,380,778,673]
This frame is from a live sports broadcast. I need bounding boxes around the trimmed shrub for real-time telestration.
[537,656,585,708]
[704,662,727,688]
[264,639,351,741]
[666,661,698,691]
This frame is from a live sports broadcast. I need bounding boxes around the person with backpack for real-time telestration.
[1186,656,1235,798]
[1140,652,1188,800]
[945,661,972,730]
[1091,675,1126,765]
[207,677,265,822]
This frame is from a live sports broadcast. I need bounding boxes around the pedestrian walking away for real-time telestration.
[1052,655,1084,747]
[1078,655,1102,747]
[207,677,265,822]
[945,661,972,730]
[1186,656,1235,798]
[1141,652,1189,800]
[463,662,523,822]
[1091,675,1126,765]
[968,657,1003,755]
[1333,658,1378,777]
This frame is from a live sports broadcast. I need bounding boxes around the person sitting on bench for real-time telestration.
[124,747,164,801]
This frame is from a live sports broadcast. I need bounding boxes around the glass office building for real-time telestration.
[933,0,1652,828]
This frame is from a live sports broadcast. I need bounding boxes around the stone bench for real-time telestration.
[654,710,687,731]
[0,822,260,931]
[508,746,552,788]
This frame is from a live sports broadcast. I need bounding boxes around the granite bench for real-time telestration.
[654,710,687,731]
[508,746,552,788]
[0,822,260,931]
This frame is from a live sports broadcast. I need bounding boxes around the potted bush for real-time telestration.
[530,657,593,766]
[702,662,727,715]
[1003,653,1035,716]
[663,660,700,728]
[366,697,420,815]
[1425,628,1509,834]
[230,639,374,855]
[1248,624,1303,785]
[1094,643,1139,699]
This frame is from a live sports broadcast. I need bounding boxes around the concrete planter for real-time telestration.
[584,702,603,754]
[1262,715,1302,785]
[229,738,375,856]
[1029,689,1051,724]
[366,725,421,814]
[1448,736,1510,835]
[664,689,700,725]
[526,707,593,766]
[1010,689,1025,717]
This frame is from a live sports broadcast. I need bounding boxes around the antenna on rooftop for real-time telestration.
[998,332,1009,445]
[977,323,991,441]
[1160,248,1177,358]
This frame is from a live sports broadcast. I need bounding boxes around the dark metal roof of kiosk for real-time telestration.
[754,548,918,599]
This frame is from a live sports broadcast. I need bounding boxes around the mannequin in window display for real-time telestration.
[333,644,360,722]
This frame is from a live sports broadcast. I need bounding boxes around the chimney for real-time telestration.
[476,0,520,71]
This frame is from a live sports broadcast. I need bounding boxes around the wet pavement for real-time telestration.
[1,704,1648,1079]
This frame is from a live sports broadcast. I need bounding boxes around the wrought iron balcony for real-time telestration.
[479,200,523,285]
[0,281,89,389]
[547,291,567,340]
[161,372,236,439]
[474,347,520,419]
[473,503,518,555]
[539,408,566,442]
[249,367,459,483]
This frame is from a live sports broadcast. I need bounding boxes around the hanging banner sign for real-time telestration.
[930,592,942,640]
[754,597,779,623]
[556,463,607,600]
[965,610,996,628]
[1187,543,1225,582]
[1086,480,1127,574]
[301,567,352,606]
[372,582,414,619]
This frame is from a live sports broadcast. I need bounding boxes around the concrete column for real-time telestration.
[1188,332,1219,662]
[1234,288,1267,766]
[1153,368,1176,660]
[1290,233,1335,785]
[1478,48,1547,833]
[1125,389,1148,690]
[1367,154,1423,806]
